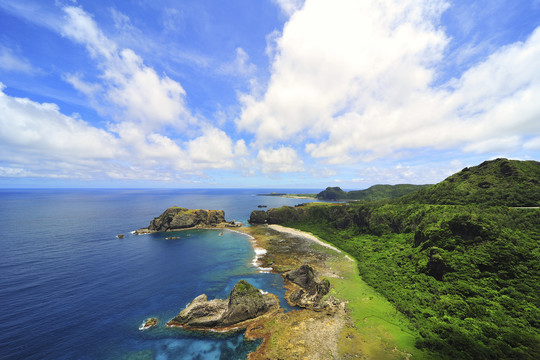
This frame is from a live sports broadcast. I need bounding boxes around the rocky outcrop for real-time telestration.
[284,265,333,311]
[248,210,267,225]
[135,207,227,233]
[167,280,279,329]
[138,317,157,330]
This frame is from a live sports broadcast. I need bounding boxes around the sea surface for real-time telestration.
[0,189,319,360]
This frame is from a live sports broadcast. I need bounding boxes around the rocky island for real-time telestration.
[167,280,279,330]
[134,206,241,234]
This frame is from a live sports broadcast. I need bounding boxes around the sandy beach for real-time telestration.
[267,224,353,261]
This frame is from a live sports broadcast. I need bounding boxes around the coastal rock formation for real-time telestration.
[248,210,267,225]
[167,280,279,329]
[138,317,157,330]
[284,265,333,311]
[135,207,227,233]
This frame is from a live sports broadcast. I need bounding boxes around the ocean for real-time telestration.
[0,189,318,360]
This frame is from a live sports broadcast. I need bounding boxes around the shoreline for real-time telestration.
[236,223,423,359]
[133,222,420,358]
[267,224,353,261]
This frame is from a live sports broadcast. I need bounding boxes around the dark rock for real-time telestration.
[167,280,278,329]
[425,248,449,281]
[221,280,271,325]
[248,210,267,225]
[285,264,317,289]
[169,294,227,328]
[135,207,226,233]
[284,265,331,310]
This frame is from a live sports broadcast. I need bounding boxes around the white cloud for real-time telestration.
[0,5,257,182]
[162,8,183,33]
[272,0,305,16]
[257,146,304,173]
[238,0,540,164]
[187,127,237,168]
[0,45,37,73]
[239,0,448,146]
[0,82,249,179]
[216,47,256,78]
[0,84,120,160]
[63,73,102,98]
[524,136,540,150]
[61,6,192,130]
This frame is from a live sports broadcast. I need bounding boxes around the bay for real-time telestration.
[0,189,317,359]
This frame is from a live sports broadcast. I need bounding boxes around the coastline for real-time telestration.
[236,224,425,359]
[132,220,424,358]
[236,224,352,359]
[267,224,353,261]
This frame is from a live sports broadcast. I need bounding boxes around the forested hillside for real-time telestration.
[252,159,540,359]
[398,158,540,206]
[317,184,430,201]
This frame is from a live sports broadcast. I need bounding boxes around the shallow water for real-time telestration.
[0,189,317,359]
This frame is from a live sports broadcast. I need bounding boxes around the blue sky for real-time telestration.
[0,0,539,189]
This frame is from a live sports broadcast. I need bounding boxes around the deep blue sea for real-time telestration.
[0,189,318,360]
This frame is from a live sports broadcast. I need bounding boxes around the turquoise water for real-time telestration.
[0,189,317,359]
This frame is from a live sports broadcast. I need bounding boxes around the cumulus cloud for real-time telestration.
[187,127,248,169]
[238,0,540,164]
[0,84,120,160]
[0,82,249,179]
[257,146,304,173]
[61,6,192,130]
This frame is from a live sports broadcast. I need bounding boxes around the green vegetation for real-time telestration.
[262,159,540,359]
[292,193,317,198]
[317,184,431,201]
[398,158,540,206]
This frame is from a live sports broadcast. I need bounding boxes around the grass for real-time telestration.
[303,229,430,358]
[329,256,426,358]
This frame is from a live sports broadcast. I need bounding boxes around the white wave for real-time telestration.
[254,248,267,256]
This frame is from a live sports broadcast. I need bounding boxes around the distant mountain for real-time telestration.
[398,158,540,206]
[316,184,431,201]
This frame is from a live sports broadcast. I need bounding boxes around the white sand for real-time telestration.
[268,224,353,262]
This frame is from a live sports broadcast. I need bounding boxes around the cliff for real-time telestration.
[135,207,233,234]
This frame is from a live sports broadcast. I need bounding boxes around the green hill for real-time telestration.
[399,158,540,206]
[253,158,540,359]
[317,184,431,201]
